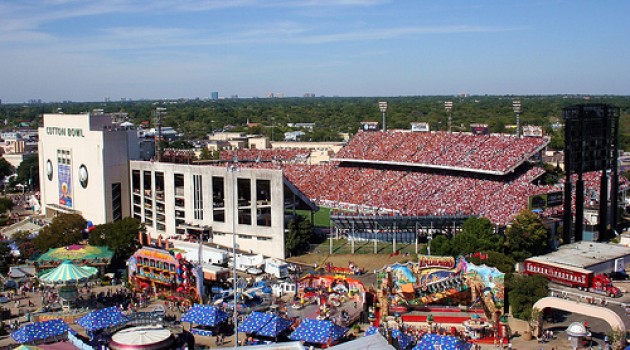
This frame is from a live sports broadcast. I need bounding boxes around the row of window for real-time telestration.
[132,170,273,230]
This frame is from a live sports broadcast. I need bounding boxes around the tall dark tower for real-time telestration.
[563,104,619,244]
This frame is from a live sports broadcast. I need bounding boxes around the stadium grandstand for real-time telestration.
[210,130,628,243]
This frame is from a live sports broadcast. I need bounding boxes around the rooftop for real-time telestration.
[528,241,630,269]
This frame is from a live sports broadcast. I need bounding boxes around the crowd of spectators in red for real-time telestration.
[278,164,554,226]
[222,131,627,226]
[334,130,549,174]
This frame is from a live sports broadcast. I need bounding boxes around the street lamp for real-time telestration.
[513,100,521,137]
[444,101,453,133]
[228,163,239,347]
[378,102,388,132]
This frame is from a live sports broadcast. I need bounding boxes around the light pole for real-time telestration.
[378,102,388,132]
[444,101,453,133]
[228,163,239,347]
[513,100,521,137]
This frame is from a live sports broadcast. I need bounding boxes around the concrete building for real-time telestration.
[37,113,319,260]
[129,161,316,259]
[38,113,139,224]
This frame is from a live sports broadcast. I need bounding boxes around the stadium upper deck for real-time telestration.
[332,130,550,176]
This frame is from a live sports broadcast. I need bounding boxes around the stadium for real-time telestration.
[221,129,627,244]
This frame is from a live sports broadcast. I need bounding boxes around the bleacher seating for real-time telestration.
[334,130,548,174]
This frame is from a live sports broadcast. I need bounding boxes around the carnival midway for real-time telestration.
[0,228,518,350]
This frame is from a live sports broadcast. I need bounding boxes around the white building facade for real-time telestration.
[38,113,139,224]
[129,161,311,260]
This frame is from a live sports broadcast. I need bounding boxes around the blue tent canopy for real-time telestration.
[289,318,347,345]
[238,312,275,334]
[413,334,472,350]
[11,319,70,344]
[392,328,415,350]
[256,315,293,338]
[181,304,229,327]
[77,306,129,332]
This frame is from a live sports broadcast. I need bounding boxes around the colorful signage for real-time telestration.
[58,163,73,208]
[418,255,456,269]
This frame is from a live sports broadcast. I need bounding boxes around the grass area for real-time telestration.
[309,238,425,255]
[296,207,331,227]
[287,252,418,273]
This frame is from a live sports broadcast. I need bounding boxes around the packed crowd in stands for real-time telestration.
[334,130,549,174]
[220,149,310,163]
[218,131,627,226]
[279,164,555,226]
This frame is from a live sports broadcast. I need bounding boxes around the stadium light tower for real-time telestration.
[379,101,388,132]
[513,99,521,137]
[444,101,453,133]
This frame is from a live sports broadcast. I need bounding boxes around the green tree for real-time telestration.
[506,274,548,321]
[33,214,86,252]
[88,217,144,268]
[504,210,549,261]
[0,158,14,181]
[428,234,451,256]
[199,147,213,160]
[11,230,37,258]
[285,215,312,257]
[169,140,193,149]
[0,197,13,213]
[448,217,504,256]
[16,155,39,190]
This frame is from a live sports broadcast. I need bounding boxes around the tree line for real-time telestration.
[2,95,630,149]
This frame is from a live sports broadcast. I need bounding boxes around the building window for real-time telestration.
[132,170,141,194]
[256,179,271,227]
[112,183,122,221]
[213,176,225,222]
[193,174,203,220]
[237,178,252,225]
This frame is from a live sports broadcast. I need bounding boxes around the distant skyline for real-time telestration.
[1,0,629,103]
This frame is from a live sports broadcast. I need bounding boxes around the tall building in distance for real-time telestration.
[210,91,219,101]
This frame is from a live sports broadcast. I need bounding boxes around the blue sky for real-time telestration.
[1,0,629,102]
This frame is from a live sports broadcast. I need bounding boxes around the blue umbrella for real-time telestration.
[255,315,293,338]
[238,312,274,334]
[77,306,129,332]
[11,319,70,344]
[392,328,415,350]
[181,304,229,327]
[289,318,347,345]
[413,334,472,350]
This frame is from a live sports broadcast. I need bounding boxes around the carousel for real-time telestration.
[38,260,98,311]
[109,325,174,350]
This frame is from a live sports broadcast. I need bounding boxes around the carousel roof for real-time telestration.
[39,260,98,285]
[110,325,173,349]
